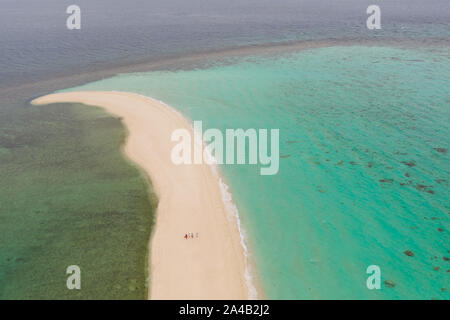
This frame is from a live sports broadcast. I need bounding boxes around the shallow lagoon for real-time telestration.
[65,45,449,299]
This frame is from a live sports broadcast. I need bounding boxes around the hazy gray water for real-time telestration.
[1,0,449,88]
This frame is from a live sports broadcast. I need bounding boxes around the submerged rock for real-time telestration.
[415,184,435,194]
[434,148,448,154]
[404,250,415,257]
[401,161,416,167]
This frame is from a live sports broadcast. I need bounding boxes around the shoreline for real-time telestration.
[32,91,253,300]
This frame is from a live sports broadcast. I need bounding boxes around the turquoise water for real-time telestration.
[63,46,449,299]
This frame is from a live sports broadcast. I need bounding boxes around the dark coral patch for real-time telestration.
[15,257,25,264]
[434,148,448,154]
[401,161,416,167]
[404,250,414,257]
[415,184,434,194]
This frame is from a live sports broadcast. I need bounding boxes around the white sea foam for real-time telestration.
[217,176,258,300]
[199,126,258,300]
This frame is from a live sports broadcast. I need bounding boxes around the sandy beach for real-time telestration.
[32,91,249,300]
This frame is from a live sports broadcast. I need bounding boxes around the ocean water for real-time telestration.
[1,0,449,88]
[1,0,449,299]
[63,45,449,299]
